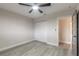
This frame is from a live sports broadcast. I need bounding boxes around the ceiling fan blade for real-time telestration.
[18,3,32,6]
[29,9,33,13]
[38,9,43,13]
[39,3,51,7]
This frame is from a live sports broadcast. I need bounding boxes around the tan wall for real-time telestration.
[59,16,72,44]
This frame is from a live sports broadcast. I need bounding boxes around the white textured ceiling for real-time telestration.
[0,3,78,19]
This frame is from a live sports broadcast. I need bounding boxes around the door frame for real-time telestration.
[77,11,78,56]
[72,10,78,56]
[77,11,79,56]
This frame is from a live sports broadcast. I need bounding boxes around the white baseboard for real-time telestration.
[34,39,58,47]
[46,42,58,47]
[0,39,59,52]
[0,40,33,52]
[34,39,46,43]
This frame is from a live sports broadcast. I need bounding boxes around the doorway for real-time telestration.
[58,16,72,49]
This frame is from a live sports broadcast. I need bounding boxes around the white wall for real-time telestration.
[34,18,58,46]
[34,21,48,43]
[34,9,74,46]
[0,9,33,50]
[0,8,74,50]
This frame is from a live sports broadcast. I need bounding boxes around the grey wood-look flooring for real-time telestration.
[0,40,72,56]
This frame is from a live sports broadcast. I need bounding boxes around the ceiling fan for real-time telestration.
[18,3,51,13]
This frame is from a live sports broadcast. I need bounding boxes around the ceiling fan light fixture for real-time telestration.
[32,5,39,10]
